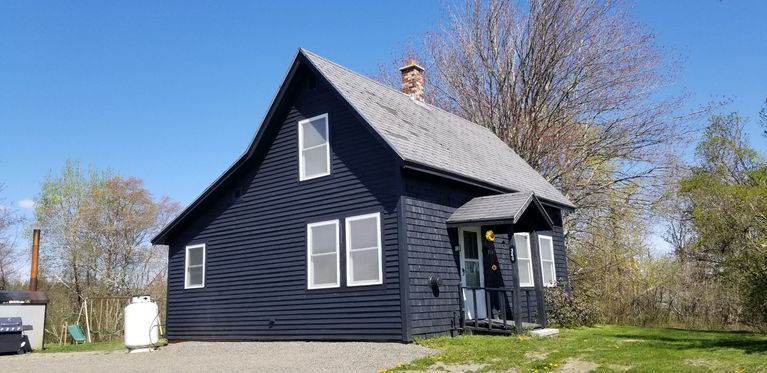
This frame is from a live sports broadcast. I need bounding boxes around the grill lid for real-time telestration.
[0,317,32,333]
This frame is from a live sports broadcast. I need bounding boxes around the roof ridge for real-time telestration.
[472,191,531,201]
[300,49,499,138]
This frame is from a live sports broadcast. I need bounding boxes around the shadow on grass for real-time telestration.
[604,330,767,355]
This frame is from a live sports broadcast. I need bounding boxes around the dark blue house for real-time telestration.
[151,49,575,342]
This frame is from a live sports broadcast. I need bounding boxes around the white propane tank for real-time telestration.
[124,295,160,353]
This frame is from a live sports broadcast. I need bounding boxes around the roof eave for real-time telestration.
[403,160,575,210]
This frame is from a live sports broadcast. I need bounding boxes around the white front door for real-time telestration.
[460,227,487,320]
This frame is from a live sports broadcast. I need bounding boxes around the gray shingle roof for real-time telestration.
[302,50,574,208]
[447,192,536,224]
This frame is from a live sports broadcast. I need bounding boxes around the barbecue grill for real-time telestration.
[0,317,32,354]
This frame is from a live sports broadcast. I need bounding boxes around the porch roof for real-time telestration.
[446,192,553,228]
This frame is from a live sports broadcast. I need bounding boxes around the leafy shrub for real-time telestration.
[544,283,600,328]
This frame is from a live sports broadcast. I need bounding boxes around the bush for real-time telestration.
[544,283,600,328]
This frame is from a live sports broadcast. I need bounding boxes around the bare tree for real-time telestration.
[437,0,693,206]
[379,0,705,231]
[0,183,23,290]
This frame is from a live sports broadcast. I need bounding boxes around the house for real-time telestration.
[151,49,574,342]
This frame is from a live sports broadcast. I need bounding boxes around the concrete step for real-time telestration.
[530,328,559,337]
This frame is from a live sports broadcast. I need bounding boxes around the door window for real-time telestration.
[463,231,481,289]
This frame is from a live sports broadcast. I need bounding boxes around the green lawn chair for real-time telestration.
[67,324,86,344]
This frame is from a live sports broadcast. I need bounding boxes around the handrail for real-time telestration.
[459,286,539,332]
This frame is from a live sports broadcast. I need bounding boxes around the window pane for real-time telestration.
[350,248,380,283]
[349,217,378,249]
[187,266,203,286]
[302,145,329,177]
[539,237,553,261]
[542,261,555,285]
[301,117,327,148]
[312,254,337,286]
[514,234,530,259]
[188,247,203,266]
[465,260,480,288]
[518,258,533,286]
[463,231,478,259]
[310,223,337,254]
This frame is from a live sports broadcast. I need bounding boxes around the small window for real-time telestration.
[514,233,534,287]
[185,244,206,289]
[345,213,383,286]
[538,235,556,287]
[298,114,330,181]
[307,220,340,289]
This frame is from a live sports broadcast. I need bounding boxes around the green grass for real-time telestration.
[39,339,168,354]
[396,325,767,372]
[40,340,125,354]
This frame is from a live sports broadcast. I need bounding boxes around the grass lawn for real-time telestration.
[39,339,167,354]
[40,341,124,354]
[396,325,767,372]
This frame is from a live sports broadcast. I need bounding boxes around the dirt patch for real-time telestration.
[524,351,549,360]
[426,361,487,373]
[557,358,599,373]
[685,358,724,371]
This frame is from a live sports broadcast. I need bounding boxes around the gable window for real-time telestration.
[345,212,383,286]
[185,244,206,289]
[538,235,556,287]
[307,220,340,289]
[513,233,534,287]
[298,113,330,181]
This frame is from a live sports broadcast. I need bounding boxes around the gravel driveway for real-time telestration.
[1,341,435,373]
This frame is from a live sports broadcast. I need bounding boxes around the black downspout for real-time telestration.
[397,169,412,342]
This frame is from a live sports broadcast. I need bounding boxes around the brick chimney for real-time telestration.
[399,59,425,101]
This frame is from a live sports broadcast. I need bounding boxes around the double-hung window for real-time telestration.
[298,114,330,181]
[184,244,206,289]
[514,233,534,287]
[307,220,340,289]
[345,213,383,286]
[538,235,557,287]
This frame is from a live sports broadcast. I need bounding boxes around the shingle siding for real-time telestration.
[165,67,403,341]
[403,174,570,338]
[403,172,487,338]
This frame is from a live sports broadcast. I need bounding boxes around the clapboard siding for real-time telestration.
[165,65,403,341]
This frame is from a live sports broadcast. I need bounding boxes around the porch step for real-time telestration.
[529,328,559,337]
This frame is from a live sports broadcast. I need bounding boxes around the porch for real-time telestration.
[446,192,555,335]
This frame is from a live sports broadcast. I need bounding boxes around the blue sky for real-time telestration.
[1,1,765,253]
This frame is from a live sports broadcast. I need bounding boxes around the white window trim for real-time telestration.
[298,113,331,181]
[538,235,557,287]
[345,212,383,287]
[514,233,535,287]
[307,219,340,290]
[184,243,206,289]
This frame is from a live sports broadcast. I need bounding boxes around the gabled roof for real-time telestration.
[446,192,553,228]
[301,50,574,209]
[152,49,573,245]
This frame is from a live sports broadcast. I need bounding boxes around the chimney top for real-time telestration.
[399,59,424,72]
[399,59,425,101]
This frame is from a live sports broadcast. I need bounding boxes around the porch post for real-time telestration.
[530,231,548,327]
[508,224,522,331]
